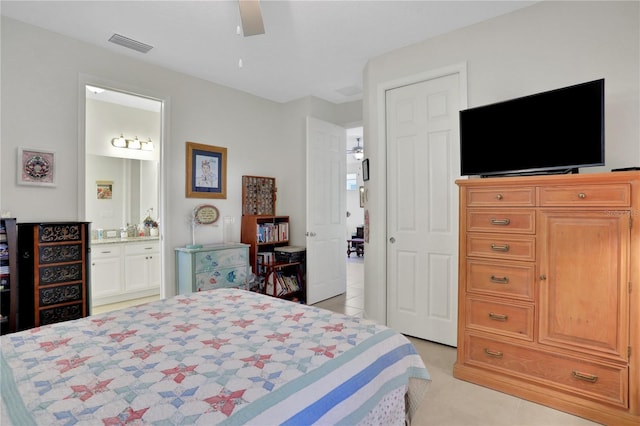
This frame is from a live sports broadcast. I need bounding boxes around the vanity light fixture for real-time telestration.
[127,137,142,150]
[111,135,153,151]
[140,138,154,151]
[111,134,127,148]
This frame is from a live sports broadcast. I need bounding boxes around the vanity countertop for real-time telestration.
[91,236,160,246]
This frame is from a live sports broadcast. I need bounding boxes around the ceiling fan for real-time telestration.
[348,137,364,160]
[238,0,265,37]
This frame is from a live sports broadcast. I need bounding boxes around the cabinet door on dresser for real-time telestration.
[538,210,629,362]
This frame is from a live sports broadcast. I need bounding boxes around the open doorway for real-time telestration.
[346,126,364,312]
[83,84,164,311]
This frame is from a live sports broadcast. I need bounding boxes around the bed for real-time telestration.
[1,288,430,425]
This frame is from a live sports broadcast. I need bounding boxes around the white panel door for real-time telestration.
[306,116,347,305]
[386,73,461,346]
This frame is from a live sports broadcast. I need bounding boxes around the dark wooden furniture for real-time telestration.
[0,218,18,334]
[18,222,91,329]
[347,238,364,257]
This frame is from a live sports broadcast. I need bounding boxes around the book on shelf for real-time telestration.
[256,222,289,244]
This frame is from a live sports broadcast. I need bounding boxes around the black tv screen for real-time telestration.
[459,79,604,177]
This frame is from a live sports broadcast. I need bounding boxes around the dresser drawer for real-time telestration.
[467,209,535,234]
[465,334,628,408]
[38,243,83,264]
[467,187,536,207]
[39,302,84,325]
[38,223,83,243]
[467,234,535,261]
[466,259,534,300]
[39,283,83,306]
[539,184,631,207]
[195,266,248,291]
[194,248,248,272]
[466,296,533,341]
[39,263,83,285]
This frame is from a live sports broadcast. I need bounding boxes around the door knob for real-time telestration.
[389,237,396,243]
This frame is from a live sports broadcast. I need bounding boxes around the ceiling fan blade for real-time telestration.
[238,0,265,37]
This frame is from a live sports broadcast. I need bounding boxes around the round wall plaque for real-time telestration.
[194,204,220,225]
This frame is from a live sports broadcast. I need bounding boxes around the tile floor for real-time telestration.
[92,256,599,425]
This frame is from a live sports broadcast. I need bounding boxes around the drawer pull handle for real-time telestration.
[490,275,509,284]
[496,194,503,200]
[490,243,510,252]
[489,312,508,321]
[572,370,598,383]
[101,251,112,254]
[578,193,586,199]
[484,348,503,358]
[490,218,511,226]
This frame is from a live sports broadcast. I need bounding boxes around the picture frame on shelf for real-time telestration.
[17,147,56,187]
[186,141,227,199]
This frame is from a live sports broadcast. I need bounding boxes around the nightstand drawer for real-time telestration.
[539,184,630,207]
[466,296,533,341]
[465,334,628,408]
[467,187,536,207]
[466,259,534,300]
[467,234,535,261]
[467,210,535,234]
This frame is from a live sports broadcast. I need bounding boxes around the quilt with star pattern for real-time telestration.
[1,288,430,425]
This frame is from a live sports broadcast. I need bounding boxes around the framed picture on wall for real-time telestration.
[186,141,227,199]
[362,158,370,182]
[17,147,56,187]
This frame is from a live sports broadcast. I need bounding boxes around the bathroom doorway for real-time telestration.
[82,83,165,310]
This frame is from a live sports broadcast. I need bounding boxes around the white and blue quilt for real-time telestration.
[1,288,430,425]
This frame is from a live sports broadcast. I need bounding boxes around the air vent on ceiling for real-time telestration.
[108,33,153,54]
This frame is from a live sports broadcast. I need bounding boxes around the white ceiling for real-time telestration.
[1,0,537,105]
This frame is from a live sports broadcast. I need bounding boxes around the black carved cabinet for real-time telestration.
[18,222,91,329]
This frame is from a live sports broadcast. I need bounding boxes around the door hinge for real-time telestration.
[630,282,633,294]
[629,346,632,358]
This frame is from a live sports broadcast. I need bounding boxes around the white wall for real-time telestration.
[362,1,640,323]
[0,17,362,298]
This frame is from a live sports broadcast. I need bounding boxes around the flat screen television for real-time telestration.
[459,79,604,177]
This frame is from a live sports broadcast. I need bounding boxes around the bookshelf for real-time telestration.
[241,215,306,302]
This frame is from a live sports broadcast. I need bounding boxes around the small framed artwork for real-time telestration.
[362,158,370,182]
[96,181,113,199]
[186,141,227,199]
[359,186,365,208]
[17,147,56,187]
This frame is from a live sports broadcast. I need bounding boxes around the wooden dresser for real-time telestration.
[18,222,91,329]
[454,171,639,425]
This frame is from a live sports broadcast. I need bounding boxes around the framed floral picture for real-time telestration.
[17,147,56,187]
[186,142,227,199]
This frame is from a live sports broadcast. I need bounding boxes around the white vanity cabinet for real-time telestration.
[124,241,161,292]
[91,239,160,306]
[91,245,123,300]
